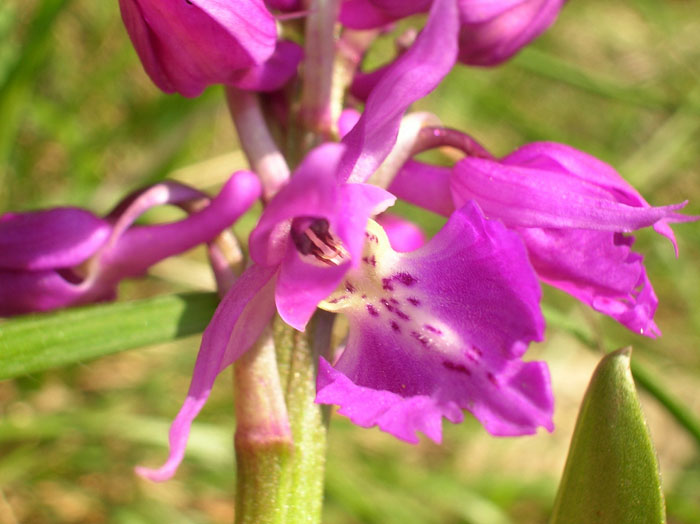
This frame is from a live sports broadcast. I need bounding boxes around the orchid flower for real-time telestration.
[389,135,697,337]
[138,0,503,481]
[341,0,564,67]
[315,205,552,442]
[119,0,302,97]
[0,172,261,316]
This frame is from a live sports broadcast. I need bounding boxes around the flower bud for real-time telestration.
[119,0,300,96]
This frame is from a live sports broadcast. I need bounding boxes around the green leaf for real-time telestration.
[0,292,219,379]
[551,347,666,524]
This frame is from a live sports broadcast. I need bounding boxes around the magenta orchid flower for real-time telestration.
[315,203,552,442]
[136,0,479,481]
[341,0,564,67]
[389,138,697,336]
[0,172,261,316]
[119,0,302,97]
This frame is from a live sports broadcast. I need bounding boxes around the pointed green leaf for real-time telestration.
[551,347,666,524]
[0,292,218,379]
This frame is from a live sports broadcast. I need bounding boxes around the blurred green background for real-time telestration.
[1,0,699,522]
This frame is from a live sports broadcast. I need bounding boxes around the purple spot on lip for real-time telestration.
[382,278,394,291]
[487,372,498,386]
[380,298,395,312]
[366,304,379,317]
[390,298,399,305]
[345,281,356,293]
[407,297,420,307]
[411,331,430,347]
[443,361,471,376]
[424,324,442,335]
[395,309,410,321]
[390,321,401,333]
[328,295,347,304]
[393,272,417,286]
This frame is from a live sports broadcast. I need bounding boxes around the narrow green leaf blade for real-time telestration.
[551,347,666,524]
[0,292,218,379]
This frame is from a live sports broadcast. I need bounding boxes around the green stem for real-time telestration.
[300,0,341,142]
[234,328,294,524]
[274,315,329,524]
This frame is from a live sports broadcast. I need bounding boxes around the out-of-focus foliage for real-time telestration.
[0,0,698,523]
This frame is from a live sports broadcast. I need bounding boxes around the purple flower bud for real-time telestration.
[457,0,565,65]
[118,0,302,96]
[342,0,564,68]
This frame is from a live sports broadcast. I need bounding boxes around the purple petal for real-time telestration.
[457,0,564,66]
[376,213,425,252]
[265,0,301,11]
[136,264,278,482]
[101,171,261,280]
[458,0,527,22]
[451,156,692,232]
[339,0,459,183]
[275,245,350,331]
[230,40,302,92]
[389,160,454,216]
[340,0,431,28]
[339,0,401,29]
[250,143,346,267]
[336,182,396,265]
[501,142,698,253]
[317,202,551,442]
[274,180,395,331]
[369,0,431,17]
[519,227,661,337]
[338,109,361,138]
[0,208,110,271]
[349,62,393,103]
[119,0,277,97]
[0,270,86,317]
